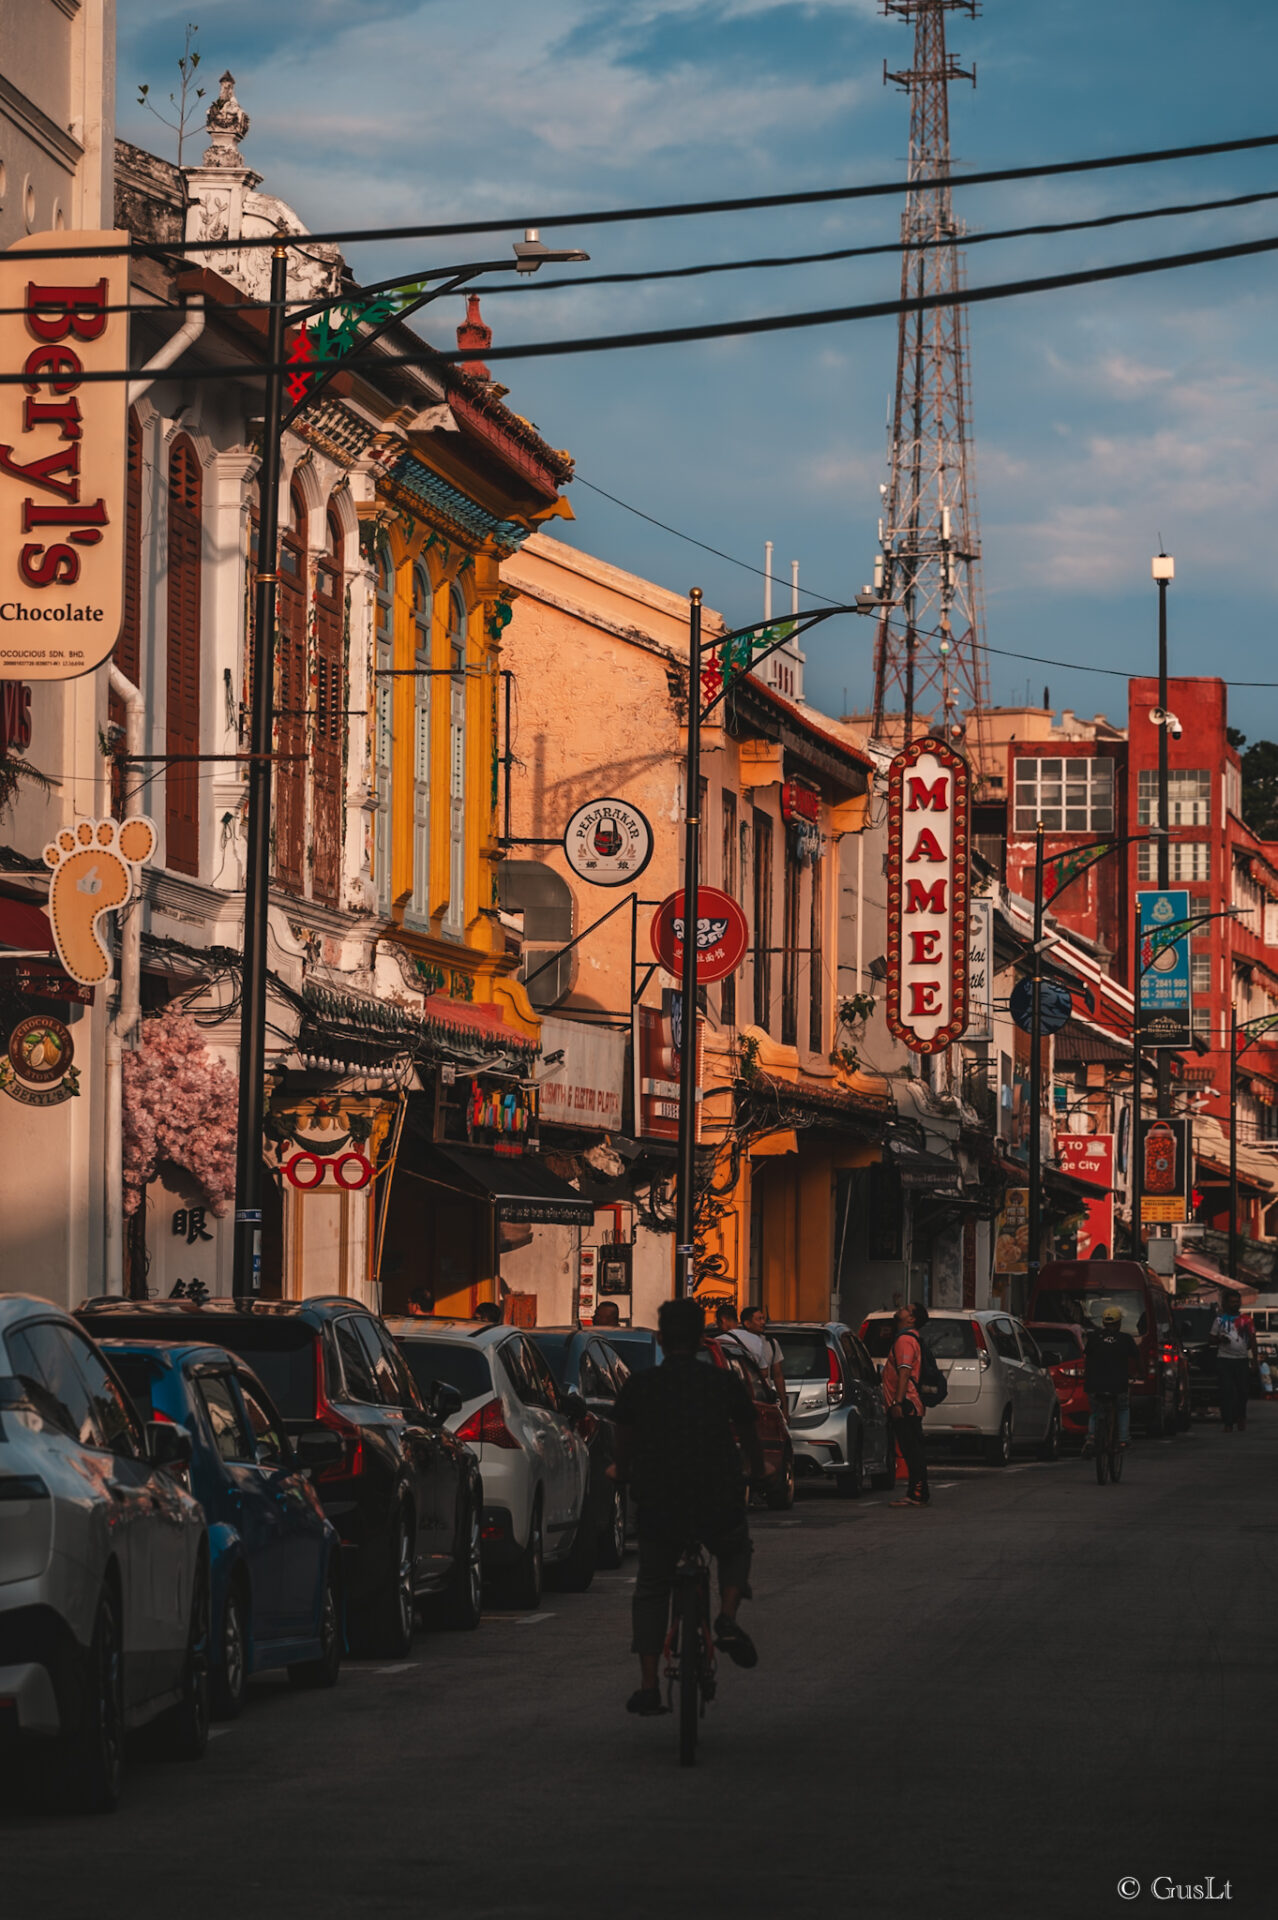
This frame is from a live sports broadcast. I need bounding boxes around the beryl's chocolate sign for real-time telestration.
[885,737,972,1054]
[0,232,128,681]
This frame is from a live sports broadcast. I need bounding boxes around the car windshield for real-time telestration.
[527,1334,572,1389]
[1028,1328,1084,1366]
[103,1350,162,1420]
[1173,1308,1217,1342]
[1034,1289,1147,1336]
[774,1331,829,1379]
[397,1339,492,1406]
[80,1315,318,1420]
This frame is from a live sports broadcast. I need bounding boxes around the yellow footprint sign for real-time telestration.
[42,817,157,986]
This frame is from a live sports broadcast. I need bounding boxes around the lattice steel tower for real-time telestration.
[871,0,989,758]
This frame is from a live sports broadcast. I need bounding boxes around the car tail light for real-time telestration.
[971,1320,990,1369]
[827,1346,845,1405]
[1054,1361,1085,1380]
[455,1398,521,1450]
[1161,1344,1178,1366]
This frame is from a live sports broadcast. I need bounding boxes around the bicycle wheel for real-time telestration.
[1095,1411,1109,1485]
[1109,1424,1124,1483]
[678,1577,699,1768]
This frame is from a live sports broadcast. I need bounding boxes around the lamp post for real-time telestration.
[1151,550,1174,1132]
[1227,1006,1278,1280]
[673,589,879,1298]
[230,230,588,1302]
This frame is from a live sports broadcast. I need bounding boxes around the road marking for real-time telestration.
[209,1727,233,1739]
[375,1663,417,1674]
[515,1612,556,1626]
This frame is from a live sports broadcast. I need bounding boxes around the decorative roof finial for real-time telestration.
[456,292,492,381]
[202,71,250,169]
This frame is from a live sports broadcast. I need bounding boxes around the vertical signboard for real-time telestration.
[0,233,129,680]
[1055,1132,1115,1259]
[967,895,993,1043]
[635,990,702,1142]
[885,738,971,1053]
[1136,889,1192,1049]
[1138,1116,1192,1223]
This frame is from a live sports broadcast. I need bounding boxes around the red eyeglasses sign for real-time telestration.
[284,1151,373,1192]
[649,887,750,985]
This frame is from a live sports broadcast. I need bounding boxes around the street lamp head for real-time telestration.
[854,586,880,615]
[1152,553,1175,582]
[512,228,590,273]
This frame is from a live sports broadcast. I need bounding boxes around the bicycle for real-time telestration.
[662,1543,717,1767]
[1092,1393,1125,1486]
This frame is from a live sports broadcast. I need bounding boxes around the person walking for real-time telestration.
[1211,1297,1257,1432]
[741,1306,788,1409]
[884,1302,930,1509]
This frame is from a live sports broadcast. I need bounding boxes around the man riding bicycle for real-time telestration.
[611,1297,765,1718]
[1081,1304,1137,1457]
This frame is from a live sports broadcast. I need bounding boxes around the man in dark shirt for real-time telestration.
[612,1296,764,1717]
[1082,1305,1138,1454]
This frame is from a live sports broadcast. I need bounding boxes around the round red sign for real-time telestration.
[649,888,750,984]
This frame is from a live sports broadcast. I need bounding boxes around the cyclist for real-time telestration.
[1081,1305,1137,1457]
[611,1296,765,1718]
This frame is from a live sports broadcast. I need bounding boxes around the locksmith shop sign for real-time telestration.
[885,738,971,1054]
[0,233,129,680]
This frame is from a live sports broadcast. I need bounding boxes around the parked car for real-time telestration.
[0,1297,209,1813]
[1172,1304,1219,1412]
[77,1298,483,1657]
[705,1335,796,1508]
[1024,1322,1090,1446]
[602,1327,661,1373]
[100,1338,342,1716]
[769,1321,894,1496]
[387,1319,592,1609]
[1028,1261,1191,1435]
[861,1310,1061,1465]
[528,1328,631,1568]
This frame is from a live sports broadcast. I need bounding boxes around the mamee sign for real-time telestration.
[885,738,971,1054]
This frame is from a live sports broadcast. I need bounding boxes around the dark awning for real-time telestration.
[429,1144,596,1226]
[888,1140,961,1191]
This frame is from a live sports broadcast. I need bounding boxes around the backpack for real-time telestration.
[915,1335,948,1407]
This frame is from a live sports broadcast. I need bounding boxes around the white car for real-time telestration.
[387,1319,592,1609]
[860,1310,1061,1466]
[0,1296,210,1812]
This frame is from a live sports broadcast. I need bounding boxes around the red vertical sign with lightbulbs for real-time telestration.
[885,737,972,1054]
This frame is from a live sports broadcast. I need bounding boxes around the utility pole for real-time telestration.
[1153,551,1174,1127]
[675,590,704,1300]
[1027,822,1045,1294]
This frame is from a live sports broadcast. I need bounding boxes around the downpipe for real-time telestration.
[103,663,145,1296]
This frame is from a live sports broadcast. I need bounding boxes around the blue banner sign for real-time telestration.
[1137,889,1192,1048]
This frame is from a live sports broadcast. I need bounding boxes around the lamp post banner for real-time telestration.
[1056,1131,1115,1258]
[0,233,129,681]
[1138,1115,1191,1223]
[1137,889,1192,1047]
[885,737,971,1053]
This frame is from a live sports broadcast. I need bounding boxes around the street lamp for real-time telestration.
[231,231,588,1301]
[1150,550,1174,1135]
[673,591,879,1299]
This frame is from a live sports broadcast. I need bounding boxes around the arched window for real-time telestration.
[497,862,574,1008]
[312,509,345,905]
[409,564,432,922]
[373,540,394,911]
[165,435,201,875]
[110,410,144,815]
[443,586,467,937]
[275,483,308,893]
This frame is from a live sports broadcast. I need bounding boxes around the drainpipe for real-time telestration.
[126,298,205,406]
[104,663,146,1295]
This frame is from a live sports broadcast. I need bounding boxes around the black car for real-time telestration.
[528,1328,631,1569]
[1172,1304,1219,1411]
[77,1298,483,1657]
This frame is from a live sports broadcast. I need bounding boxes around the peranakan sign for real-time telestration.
[885,738,971,1054]
[0,233,129,680]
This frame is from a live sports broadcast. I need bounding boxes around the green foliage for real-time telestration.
[736,1033,761,1082]
[0,751,51,818]
[137,23,205,165]
[1239,738,1278,840]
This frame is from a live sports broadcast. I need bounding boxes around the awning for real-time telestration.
[427,1143,596,1226]
[888,1140,961,1192]
[0,894,94,1004]
[1053,1018,1129,1066]
[1175,1249,1257,1304]
[0,894,53,953]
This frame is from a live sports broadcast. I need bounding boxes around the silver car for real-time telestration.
[770,1322,895,1496]
[0,1295,210,1812]
[860,1310,1061,1466]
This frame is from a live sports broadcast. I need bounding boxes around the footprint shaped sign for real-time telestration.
[42,816,157,986]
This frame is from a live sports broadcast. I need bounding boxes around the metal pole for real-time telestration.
[1027,821,1045,1300]
[232,241,289,1301]
[675,589,703,1299]
[1229,1005,1239,1281]
[1156,565,1172,1121]
[1132,894,1144,1262]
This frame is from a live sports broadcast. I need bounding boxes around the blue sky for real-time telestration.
[117,1,1278,738]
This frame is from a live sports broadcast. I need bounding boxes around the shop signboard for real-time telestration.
[0,234,130,680]
[1139,1116,1192,1224]
[885,737,971,1053]
[649,887,749,984]
[967,896,993,1043]
[1055,1131,1115,1259]
[1136,889,1192,1049]
[636,990,702,1142]
[562,797,653,887]
[537,1015,625,1133]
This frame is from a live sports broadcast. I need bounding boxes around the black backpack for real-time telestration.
[916,1336,948,1407]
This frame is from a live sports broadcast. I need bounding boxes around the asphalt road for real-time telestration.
[6,1412,1273,1920]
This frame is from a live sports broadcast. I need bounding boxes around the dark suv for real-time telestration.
[77,1298,482,1656]
[1172,1304,1219,1412]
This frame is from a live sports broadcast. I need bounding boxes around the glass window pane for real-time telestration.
[198,1373,253,1462]
[335,1317,377,1403]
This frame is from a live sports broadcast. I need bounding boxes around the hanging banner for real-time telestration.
[1056,1132,1115,1259]
[0,233,130,680]
[885,737,972,1053]
[993,1187,1029,1275]
[1139,1116,1192,1223]
[1136,889,1192,1049]
[967,896,993,1043]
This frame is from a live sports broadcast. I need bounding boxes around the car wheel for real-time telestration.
[161,1555,210,1762]
[985,1410,1013,1467]
[290,1560,343,1687]
[502,1495,544,1610]
[443,1501,484,1631]
[836,1438,864,1498]
[359,1510,415,1658]
[211,1576,248,1720]
[1037,1409,1061,1462]
[765,1447,797,1510]
[597,1483,626,1569]
[56,1585,125,1814]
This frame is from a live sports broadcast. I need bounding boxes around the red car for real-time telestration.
[703,1337,795,1510]
[1024,1322,1090,1445]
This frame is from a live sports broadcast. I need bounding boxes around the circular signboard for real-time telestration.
[650,888,750,984]
[7,1013,75,1085]
[1010,975,1072,1036]
[562,797,654,887]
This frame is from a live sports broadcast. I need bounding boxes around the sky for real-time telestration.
[116,1,1278,739]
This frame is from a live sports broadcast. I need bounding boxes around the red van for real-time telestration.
[1028,1261,1190,1436]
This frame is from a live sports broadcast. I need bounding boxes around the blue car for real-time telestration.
[102,1339,343,1718]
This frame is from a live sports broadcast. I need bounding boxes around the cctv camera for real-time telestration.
[1169,714,1183,740]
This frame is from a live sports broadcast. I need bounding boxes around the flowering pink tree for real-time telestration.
[123,1008,237,1216]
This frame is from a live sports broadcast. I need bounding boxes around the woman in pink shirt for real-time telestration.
[884,1303,930,1508]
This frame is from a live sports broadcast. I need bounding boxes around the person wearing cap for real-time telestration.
[1081,1304,1137,1456]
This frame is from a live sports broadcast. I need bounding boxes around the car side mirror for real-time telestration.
[294,1429,344,1472]
[147,1421,193,1471]
[430,1381,463,1420]
[562,1389,588,1423]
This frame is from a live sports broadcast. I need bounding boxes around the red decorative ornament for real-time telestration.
[884,737,972,1054]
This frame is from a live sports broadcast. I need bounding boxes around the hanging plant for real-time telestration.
[122,1007,237,1217]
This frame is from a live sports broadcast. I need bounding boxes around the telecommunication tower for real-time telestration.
[870,0,990,759]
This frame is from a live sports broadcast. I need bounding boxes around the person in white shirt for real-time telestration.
[1211,1300,1256,1432]
[741,1306,788,1407]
